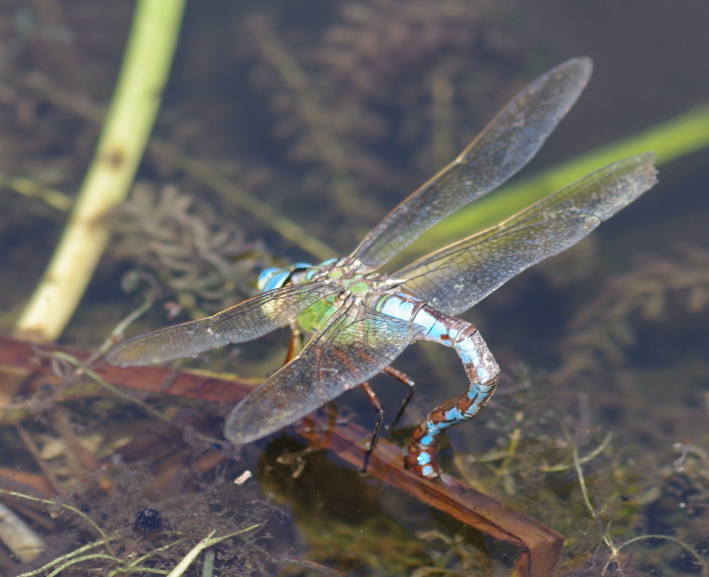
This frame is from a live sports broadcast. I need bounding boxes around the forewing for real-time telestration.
[224,305,424,444]
[395,153,657,315]
[106,281,342,366]
[350,58,593,269]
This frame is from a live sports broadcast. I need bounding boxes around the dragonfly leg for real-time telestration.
[360,382,384,473]
[284,324,303,364]
[382,366,416,430]
[360,369,415,473]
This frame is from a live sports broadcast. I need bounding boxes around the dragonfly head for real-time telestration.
[257,262,313,292]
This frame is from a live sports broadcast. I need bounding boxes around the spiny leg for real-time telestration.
[382,366,415,430]
[360,381,384,473]
[359,368,414,473]
[279,324,316,473]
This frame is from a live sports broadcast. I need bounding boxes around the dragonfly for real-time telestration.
[106,58,657,479]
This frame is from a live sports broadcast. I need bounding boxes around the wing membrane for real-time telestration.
[224,305,424,444]
[395,153,657,315]
[350,58,593,269]
[106,281,342,366]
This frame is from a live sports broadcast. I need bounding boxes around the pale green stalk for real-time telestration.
[14,0,186,342]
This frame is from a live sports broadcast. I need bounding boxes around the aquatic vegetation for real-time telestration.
[240,0,544,236]
[108,183,269,318]
[0,343,277,575]
[557,244,709,374]
[1,472,271,577]
[550,244,709,444]
[448,365,709,575]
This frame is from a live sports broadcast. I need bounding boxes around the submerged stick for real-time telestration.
[14,0,187,343]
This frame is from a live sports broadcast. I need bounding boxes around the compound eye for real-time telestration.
[257,267,289,291]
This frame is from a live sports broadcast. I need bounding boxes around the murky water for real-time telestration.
[0,1,708,575]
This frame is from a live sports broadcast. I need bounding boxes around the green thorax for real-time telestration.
[296,272,373,334]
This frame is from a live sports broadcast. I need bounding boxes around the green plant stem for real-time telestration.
[47,555,122,577]
[607,535,709,576]
[0,171,72,211]
[0,488,114,555]
[15,538,119,577]
[166,525,260,577]
[13,0,186,343]
[202,551,215,577]
[542,432,613,472]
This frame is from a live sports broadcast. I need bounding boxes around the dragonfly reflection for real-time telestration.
[107,58,657,479]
